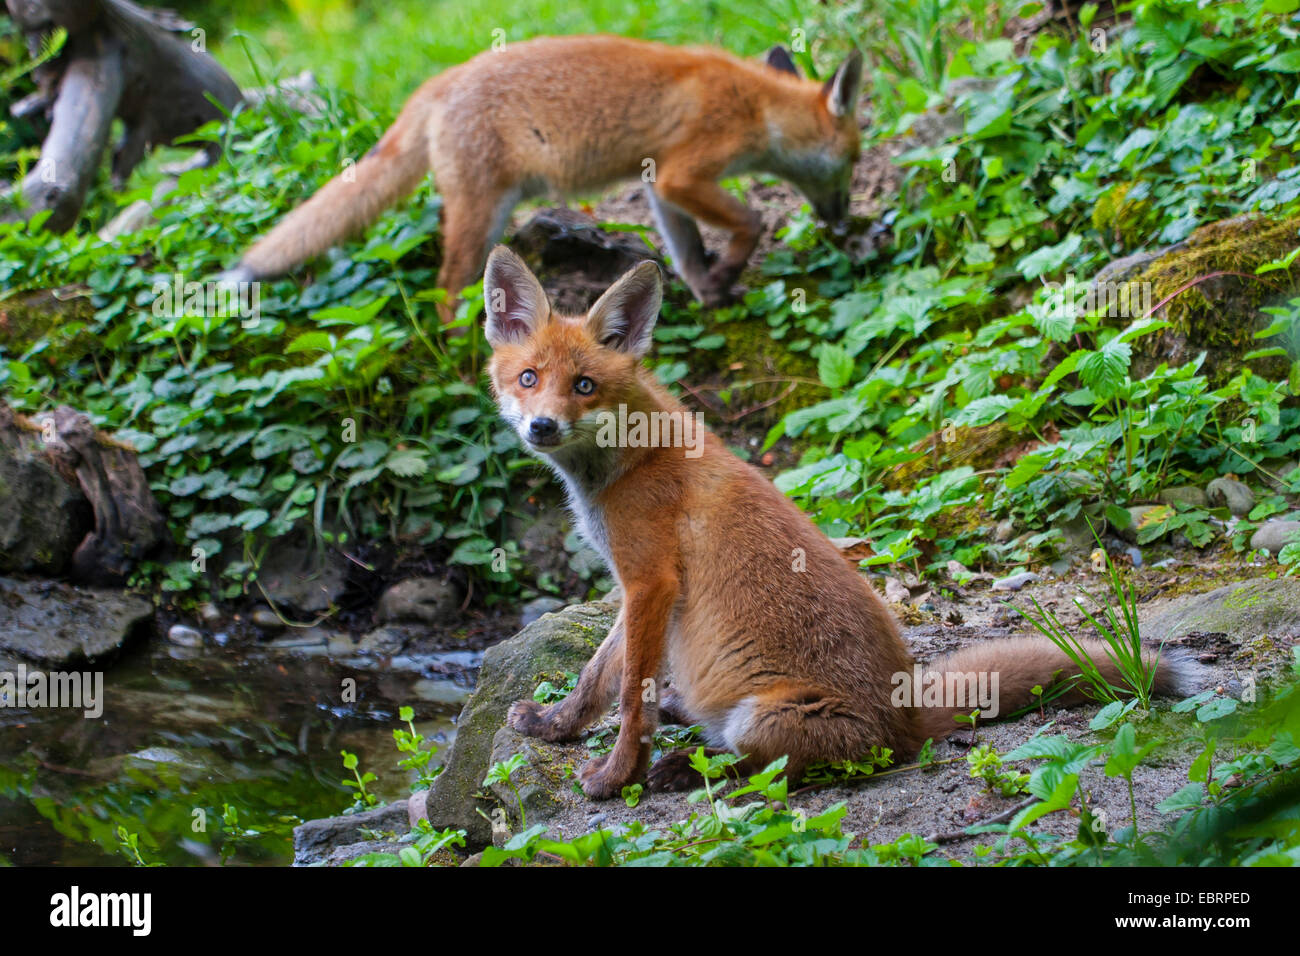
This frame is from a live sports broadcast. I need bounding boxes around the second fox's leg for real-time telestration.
[434,184,513,323]
[507,612,625,742]
[653,174,762,306]
[647,188,710,301]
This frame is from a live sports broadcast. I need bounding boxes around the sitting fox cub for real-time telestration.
[484,247,1194,799]
[223,36,863,317]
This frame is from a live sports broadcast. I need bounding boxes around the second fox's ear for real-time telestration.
[763,45,800,76]
[586,260,662,358]
[823,49,864,118]
[483,246,550,347]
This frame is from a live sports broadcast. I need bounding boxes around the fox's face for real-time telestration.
[484,248,662,459]
[764,48,864,229]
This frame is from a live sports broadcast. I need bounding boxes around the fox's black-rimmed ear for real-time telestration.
[763,45,800,76]
[586,260,662,358]
[823,49,864,118]
[483,246,550,347]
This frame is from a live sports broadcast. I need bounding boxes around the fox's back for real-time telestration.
[424,35,805,191]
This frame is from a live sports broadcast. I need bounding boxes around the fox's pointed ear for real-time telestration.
[586,260,662,358]
[763,45,800,76]
[823,49,863,118]
[483,246,550,347]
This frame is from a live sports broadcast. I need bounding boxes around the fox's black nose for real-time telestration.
[529,418,559,442]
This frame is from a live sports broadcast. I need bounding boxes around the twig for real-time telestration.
[924,796,1038,845]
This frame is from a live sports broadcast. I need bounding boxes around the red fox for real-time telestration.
[485,246,1196,799]
[220,36,864,318]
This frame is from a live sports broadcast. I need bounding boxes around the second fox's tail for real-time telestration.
[910,636,1201,742]
[230,94,435,280]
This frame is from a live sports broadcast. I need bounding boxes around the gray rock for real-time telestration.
[992,571,1039,592]
[510,206,664,315]
[292,799,409,866]
[167,624,203,647]
[326,633,355,657]
[357,626,410,656]
[1158,485,1210,509]
[250,607,283,630]
[257,545,349,614]
[0,577,153,667]
[993,518,1016,543]
[1250,520,1300,556]
[198,602,223,626]
[521,596,566,628]
[377,577,462,625]
[420,601,614,845]
[264,631,329,655]
[1142,578,1300,648]
[0,423,92,575]
[1118,505,1164,544]
[488,726,571,827]
[1206,477,1255,516]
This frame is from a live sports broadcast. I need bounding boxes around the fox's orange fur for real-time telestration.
[484,247,1197,799]
[223,36,864,318]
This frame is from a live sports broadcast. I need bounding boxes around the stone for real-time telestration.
[1118,505,1164,543]
[1142,578,1300,651]
[1206,477,1255,516]
[992,571,1039,592]
[256,544,349,614]
[993,518,1016,543]
[1158,485,1210,509]
[377,577,462,625]
[167,624,203,647]
[420,600,614,845]
[250,607,283,630]
[509,206,664,315]
[357,626,410,656]
[0,577,153,667]
[291,799,410,866]
[1250,520,1300,556]
[521,596,566,628]
[0,406,93,575]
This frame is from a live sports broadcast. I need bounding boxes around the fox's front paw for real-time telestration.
[506,699,573,742]
[577,754,637,800]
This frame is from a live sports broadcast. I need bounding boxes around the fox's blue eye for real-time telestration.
[575,377,595,395]
[519,369,537,388]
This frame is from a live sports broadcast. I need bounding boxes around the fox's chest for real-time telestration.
[560,476,617,582]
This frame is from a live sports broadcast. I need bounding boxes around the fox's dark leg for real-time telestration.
[653,174,761,306]
[647,188,710,301]
[507,612,625,742]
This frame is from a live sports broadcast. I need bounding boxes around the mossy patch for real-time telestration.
[1122,214,1300,385]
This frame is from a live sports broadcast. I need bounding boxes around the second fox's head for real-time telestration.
[484,246,662,457]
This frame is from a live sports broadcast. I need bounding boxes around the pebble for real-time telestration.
[250,608,284,630]
[1250,520,1300,555]
[167,624,204,647]
[1206,477,1255,516]
[992,571,1039,591]
[587,813,608,828]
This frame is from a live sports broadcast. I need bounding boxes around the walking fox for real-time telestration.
[222,36,864,317]
[484,246,1196,799]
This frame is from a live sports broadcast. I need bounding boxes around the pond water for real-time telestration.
[0,635,477,866]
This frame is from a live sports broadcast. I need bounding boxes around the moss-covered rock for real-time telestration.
[415,600,613,845]
[1121,214,1300,385]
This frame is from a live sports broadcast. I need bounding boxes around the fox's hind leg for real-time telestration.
[648,682,903,792]
[652,174,761,306]
[507,611,624,742]
[435,183,517,322]
[647,188,711,301]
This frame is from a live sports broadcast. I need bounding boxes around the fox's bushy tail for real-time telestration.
[911,636,1200,742]
[233,95,435,279]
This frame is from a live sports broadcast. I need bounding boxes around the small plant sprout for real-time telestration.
[484,752,530,827]
[341,750,379,811]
